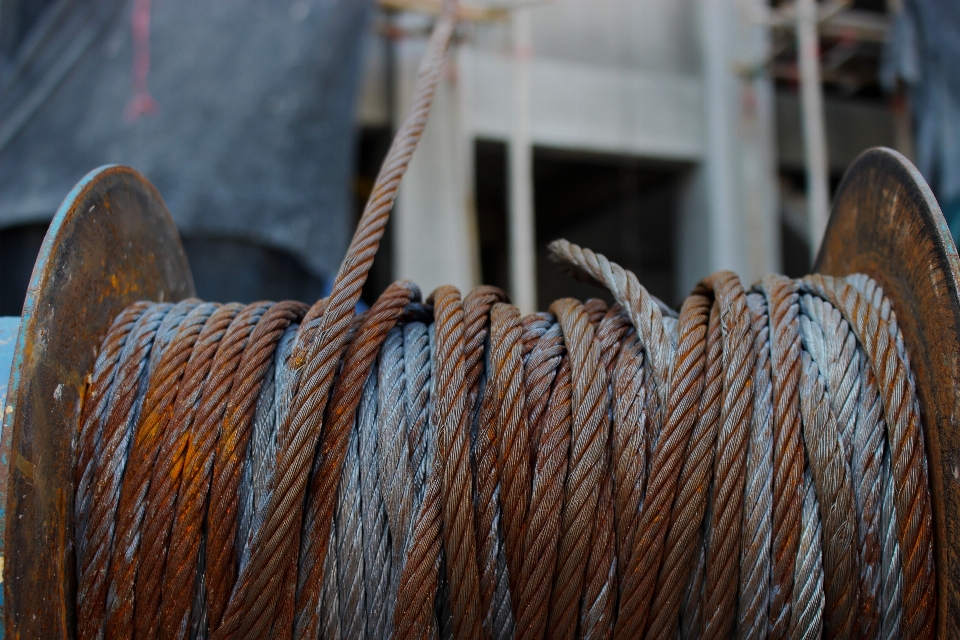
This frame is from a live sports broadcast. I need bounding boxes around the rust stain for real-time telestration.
[15,453,34,481]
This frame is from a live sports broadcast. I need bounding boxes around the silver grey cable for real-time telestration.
[846,273,909,639]
[319,524,342,640]
[405,321,434,514]
[737,292,773,640]
[852,348,885,638]
[338,372,371,640]
[799,294,860,457]
[879,446,904,640]
[790,469,825,640]
[377,326,414,638]
[360,360,391,640]
[238,324,299,570]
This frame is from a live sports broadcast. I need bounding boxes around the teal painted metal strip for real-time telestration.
[0,316,23,639]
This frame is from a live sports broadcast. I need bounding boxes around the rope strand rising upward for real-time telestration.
[73,2,934,637]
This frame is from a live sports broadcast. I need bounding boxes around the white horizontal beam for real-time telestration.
[460,48,704,160]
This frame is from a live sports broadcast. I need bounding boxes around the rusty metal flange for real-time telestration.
[815,146,960,637]
[0,165,194,638]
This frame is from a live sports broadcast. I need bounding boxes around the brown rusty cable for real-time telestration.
[759,274,805,639]
[546,298,610,640]
[645,294,719,640]
[470,291,513,637]
[75,300,152,559]
[581,303,630,639]
[73,0,937,636]
[515,350,570,640]
[205,300,309,631]
[701,272,755,640]
[78,302,173,640]
[135,302,242,640]
[158,301,272,638]
[105,300,210,640]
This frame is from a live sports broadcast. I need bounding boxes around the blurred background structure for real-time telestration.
[0,0,937,313]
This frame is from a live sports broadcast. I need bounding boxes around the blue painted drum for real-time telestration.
[0,316,20,640]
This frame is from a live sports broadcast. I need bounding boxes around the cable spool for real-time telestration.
[0,6,959,640]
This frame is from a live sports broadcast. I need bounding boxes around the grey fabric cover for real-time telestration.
[882,0,960,207]
[0,0,371,280]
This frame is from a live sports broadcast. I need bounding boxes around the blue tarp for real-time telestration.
[883,0,960,239]
[0,0,372,281]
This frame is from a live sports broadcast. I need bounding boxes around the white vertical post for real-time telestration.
[394,27,480,295]
[508,6,537,314]
[700,0,739,273]
[796,0,830,260]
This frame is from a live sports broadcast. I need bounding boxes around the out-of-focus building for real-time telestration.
[0,0,372,309]
[0,0,905,313]
[356,0,901,308]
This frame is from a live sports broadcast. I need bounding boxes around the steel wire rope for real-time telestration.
[74,265,937,640]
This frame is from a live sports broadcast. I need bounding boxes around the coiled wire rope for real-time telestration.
[73,0,936,638]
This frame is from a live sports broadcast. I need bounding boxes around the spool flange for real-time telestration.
[0,165,194,638]
[815,147,960,638]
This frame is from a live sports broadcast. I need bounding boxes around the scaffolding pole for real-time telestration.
[796,0,831,260]
[508,6,537,314]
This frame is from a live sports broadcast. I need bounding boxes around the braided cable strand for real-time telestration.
[701,273,755,640]
[78,302,172,640]
[546,298,610,639]
[547,240,672,423]
[758,275,804,639]
[378,326,415,629]
[616,287,712,639]
[360,361,392,640]
[105,300,211,640]
[790,469,825,639]
[879,446,904,640]
[432,286,484,640]
[798,352,858,638]
[515,353,571,640]
[646,297,720,640]
[737,292,773,640]
[75,301,151,561]
[489,303,531,609]
[462,287,511,638]
[801,274,935,639]
[609,323,647,601]
[579,305,629,639]
[136,303,240,640]
[159,301,271,639]
[294,281,418,640]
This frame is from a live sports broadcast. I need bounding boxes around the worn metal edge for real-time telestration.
[815,146,960,638]
[1,165,195,638]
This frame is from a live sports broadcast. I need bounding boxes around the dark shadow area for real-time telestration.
[354,126,394,306]
[0,222,47,315]
[181,237,327,303]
